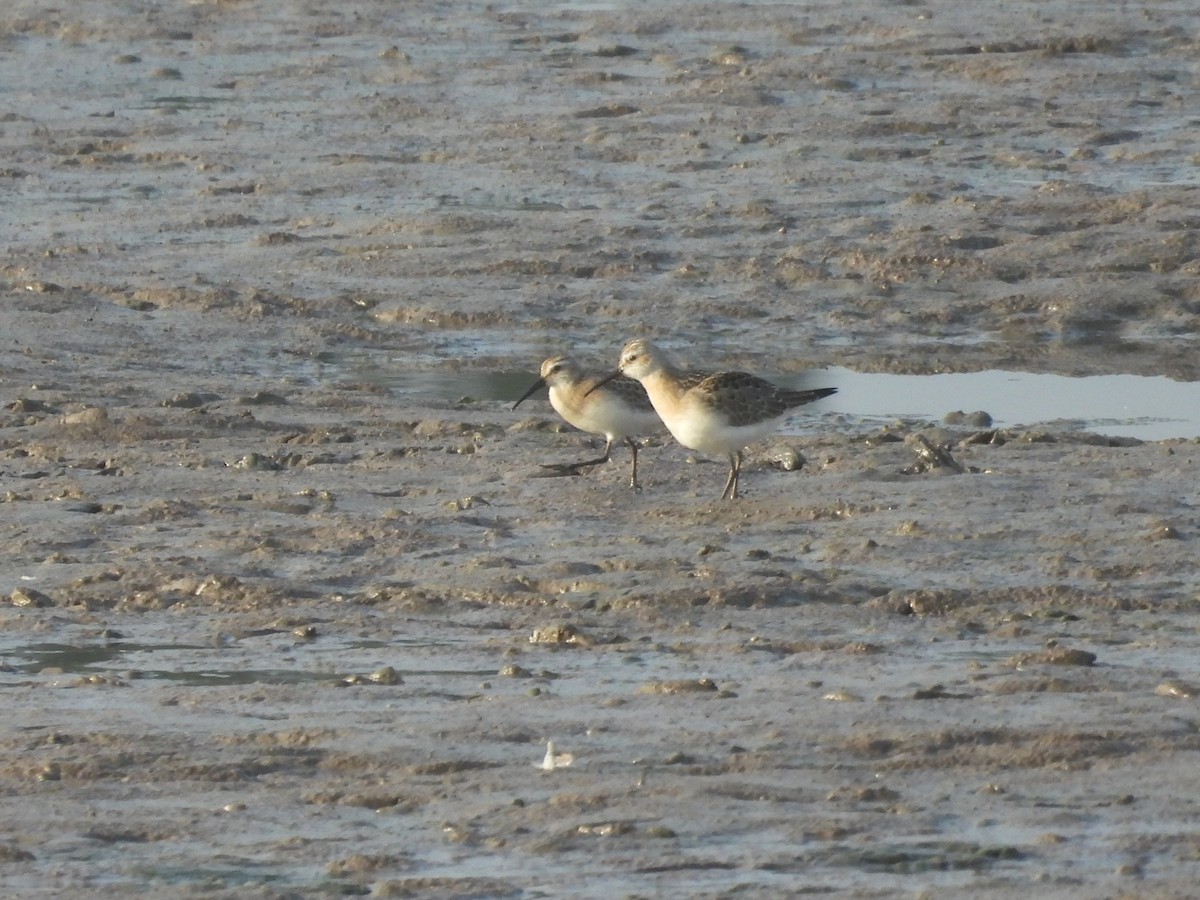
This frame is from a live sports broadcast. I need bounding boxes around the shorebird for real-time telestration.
[589,339,836,500]
[513,354,661,490]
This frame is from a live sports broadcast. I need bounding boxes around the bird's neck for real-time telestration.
[641,366,681,402]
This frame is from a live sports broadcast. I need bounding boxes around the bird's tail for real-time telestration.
[783,386,837,408]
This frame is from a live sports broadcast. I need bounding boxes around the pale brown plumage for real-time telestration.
[674,370,837,429]
[514,354,660,489]
[590,339,836,499]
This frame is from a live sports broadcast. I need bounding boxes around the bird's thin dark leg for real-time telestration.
[624,437,642,491]
[721,450,742,500]
[538,439,614,477]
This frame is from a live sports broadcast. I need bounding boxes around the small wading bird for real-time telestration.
[589,338,837,500]
[513,354,661,490]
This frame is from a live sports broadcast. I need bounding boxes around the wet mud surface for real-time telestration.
[2,1,1200,897]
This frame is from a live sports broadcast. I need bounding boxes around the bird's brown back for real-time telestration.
[689,371,836,426]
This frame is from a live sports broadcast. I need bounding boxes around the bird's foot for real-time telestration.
[533,460,601,478]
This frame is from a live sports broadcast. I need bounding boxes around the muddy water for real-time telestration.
[333,357,1200,440]
[3,1,1200,897]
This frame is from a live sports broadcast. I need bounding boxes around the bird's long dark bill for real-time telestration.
[584,369,622,397]
[512,377,547,410]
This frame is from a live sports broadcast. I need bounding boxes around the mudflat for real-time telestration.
[2,1,1199,897]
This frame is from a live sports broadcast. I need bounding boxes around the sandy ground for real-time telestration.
[2,1,1200,897]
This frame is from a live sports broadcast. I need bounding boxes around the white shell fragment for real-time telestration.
[539,740,575,771]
